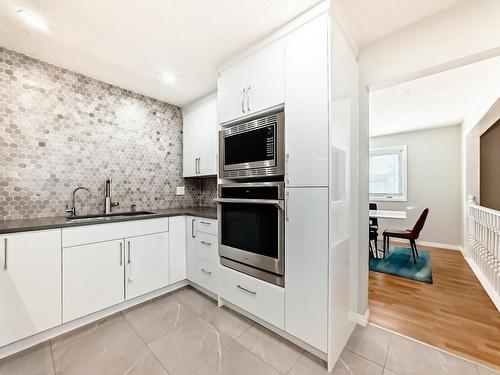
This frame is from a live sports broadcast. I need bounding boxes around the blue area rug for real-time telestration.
[369,246,433,284]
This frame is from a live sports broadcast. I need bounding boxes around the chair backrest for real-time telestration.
[411,208,429,238]
[369,203,378,228]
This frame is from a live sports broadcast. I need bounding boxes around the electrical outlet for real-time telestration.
[176,186,185,195]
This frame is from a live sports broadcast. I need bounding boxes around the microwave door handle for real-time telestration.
[242,88,246,113]
[214,198,283,209]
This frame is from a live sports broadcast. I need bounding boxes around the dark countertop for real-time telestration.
[0,207,217,234]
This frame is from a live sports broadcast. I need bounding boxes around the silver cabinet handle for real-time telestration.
[119,242,123,266]
[242,88,246,113]
[198,158,201,175]
[285,153,290,185]
[246,86,251,112]
[201,268,212,275]
[285,191,290,221]
[3,238,7,270]
[194,159,197,175]
[237,284,256,295]
[200,241,212,246]
[191,218,196,238]
[200,221,211,225]
[127,241,131,264]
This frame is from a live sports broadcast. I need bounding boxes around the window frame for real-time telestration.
[369,145,408,202]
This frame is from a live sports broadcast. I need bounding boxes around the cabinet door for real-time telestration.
[285,14,329,187]
[218,40,285,124]
[183,97,217,177]
[186,217,198,283]
[125,232,169,300]
[169,216,186,284]
[285,188,328,351]
[63,239,124,322]
[0,230,61,347]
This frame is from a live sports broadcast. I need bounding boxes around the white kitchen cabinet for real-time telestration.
[125,232,169,300]
[183,96,217,177]
[169,216,186,284]
[185,217,219,294]
[218,40,285,124]
[63,239,125,322]
[284,14,329,187]
[285,187,328,352]
[0,230,61,347]
[219,266,284,329]
[186,217,198,282]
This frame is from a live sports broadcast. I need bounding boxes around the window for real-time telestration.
[369,145,407,201]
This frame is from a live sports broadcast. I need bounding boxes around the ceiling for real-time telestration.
[369,56,500,137]
[334,0,466,47]
[0,0,320,107]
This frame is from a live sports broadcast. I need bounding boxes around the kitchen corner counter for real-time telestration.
[0,207,217,234]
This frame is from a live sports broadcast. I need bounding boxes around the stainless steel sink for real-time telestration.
[66,211,156,222]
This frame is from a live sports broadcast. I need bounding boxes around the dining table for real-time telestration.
[369,209,407,219]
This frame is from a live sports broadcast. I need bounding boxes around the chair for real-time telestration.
[383,208,429,264]
[369,203,379,258]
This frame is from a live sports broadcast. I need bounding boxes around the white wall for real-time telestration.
[370,125,463,248]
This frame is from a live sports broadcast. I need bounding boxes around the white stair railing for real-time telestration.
[467,196,500,311]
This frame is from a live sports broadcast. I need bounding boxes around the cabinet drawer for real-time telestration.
[196,232,218,263]
[196,259,217,294]
[196,218,217,236]
[219,266,284,329]
[62,218,169,247]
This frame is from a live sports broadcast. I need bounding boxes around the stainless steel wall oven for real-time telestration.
[219,110,284,180]
[215,182,285,286]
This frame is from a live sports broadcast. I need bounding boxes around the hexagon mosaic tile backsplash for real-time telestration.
[0,47,216,220]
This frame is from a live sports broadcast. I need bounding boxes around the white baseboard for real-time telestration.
[464,256,500,312]
[348,309,370,326]
[0,280,188,360]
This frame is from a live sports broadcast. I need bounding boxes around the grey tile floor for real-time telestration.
[0,286,498,375]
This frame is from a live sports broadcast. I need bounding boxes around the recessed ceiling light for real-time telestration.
[17,9,48,30]
[161,72,177,85]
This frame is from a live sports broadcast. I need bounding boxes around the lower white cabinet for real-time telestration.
[196,258,217,292]
[169,216,187,284]
[185,217,219,294]
[0,230,61,347]
[186,217,198,282]
[125,232,169,300]
[285,187,328,351]
[219,266,284,329]
[63,239,125,322]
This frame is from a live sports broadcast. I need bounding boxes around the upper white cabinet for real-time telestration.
[0,230,61,347]
[183,96,217,177]
[218,40,285,124]
[284,187,328,352]
[125,232,170,300]
[284,14,329,187]
[63,239,125,322]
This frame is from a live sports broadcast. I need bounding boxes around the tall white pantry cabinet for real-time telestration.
[217,4,358,369]
[217,10,332,355]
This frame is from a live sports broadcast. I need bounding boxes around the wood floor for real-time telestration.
[369,241,500,370]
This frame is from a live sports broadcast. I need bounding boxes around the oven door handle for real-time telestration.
[214,198,283,209]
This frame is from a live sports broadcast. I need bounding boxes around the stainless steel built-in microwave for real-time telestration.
[219,110,284,179]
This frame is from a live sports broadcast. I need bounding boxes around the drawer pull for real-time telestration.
[200,241,212,246]
[237,284,256,295]
[201,268,212,275]
[200,221,211,225]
